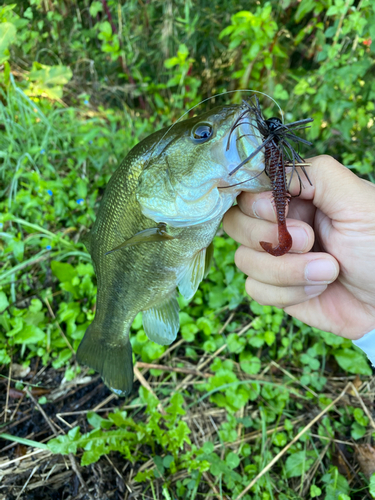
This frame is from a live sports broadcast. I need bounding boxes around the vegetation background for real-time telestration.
[0,0,375,499]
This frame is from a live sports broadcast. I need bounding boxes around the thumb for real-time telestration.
[293,155,374,220]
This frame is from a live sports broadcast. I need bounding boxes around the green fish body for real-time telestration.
[77,104,272,396]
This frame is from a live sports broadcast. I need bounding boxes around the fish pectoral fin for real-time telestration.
[177,247,207,300]
[142,294,179,345]
[105,223,175,255]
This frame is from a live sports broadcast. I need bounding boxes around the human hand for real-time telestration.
[223,155,375,340]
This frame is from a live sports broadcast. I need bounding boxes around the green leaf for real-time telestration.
[29,63,73,99]
[227,333,246,353]
[295,0,316,22]
[226,452,240,469]
[89,1,103,16]
[239,351,261,374]
[203,441,214,454]
[153,455,165,477]
[12,324,45,344]
[353,408,369,427]
[310,484,322,498]
[351,422,366,440]
[48,427,81,454]
[264,330,276,346]
[87,412,113,430]
[0,22,16,62]
[369,472,375,498]
[0,349,11,364]
[0,291,9,313]
[272,432,287,447]
[334,348,372,375]
[51,261,77,283]
[166,393,186,422]
[163,455,174,468]
[285,451,314,478]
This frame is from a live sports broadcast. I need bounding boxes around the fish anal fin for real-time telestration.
[105,222,175,255]
[142,294,179,345]
[177,247,207,300]
[76,320,133,397]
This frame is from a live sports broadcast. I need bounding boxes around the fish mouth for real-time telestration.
[216,107,268,191]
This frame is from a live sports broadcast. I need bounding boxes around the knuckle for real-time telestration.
[317,154,341,169]
[273,291,292,309]
[272,259,300,287]
[273,263,287,287]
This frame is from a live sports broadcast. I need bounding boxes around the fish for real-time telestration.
[76,101,274,397]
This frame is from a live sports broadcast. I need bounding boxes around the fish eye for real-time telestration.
[191,122,214,143]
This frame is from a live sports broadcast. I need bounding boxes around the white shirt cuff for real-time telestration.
[352,328,375,367]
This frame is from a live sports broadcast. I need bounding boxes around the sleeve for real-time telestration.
[352,328,375,368]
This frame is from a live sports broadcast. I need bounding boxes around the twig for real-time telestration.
[93,392,118,411]
[301,441,331,497]
[218,312,235,335]
[26,390,94,500]
[135,361,213,378]
[214,415,306,449]
[4,361,12,423]
[104,454,133,493]
[44,297,75,355]
[0,448,49,469]
[15,466,38,500]
[26,389,59,436]
[68,453,95,500]
[270,361,318,397]
[134,365,166,415]
[349,382,375,430]
[235,383,350,500]
[310,434,355,446]
[174,320,253,392]
[203,471,230,500]
[332,0,351,47]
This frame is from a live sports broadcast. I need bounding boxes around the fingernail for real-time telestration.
[305,284,327,297]
[305,260,337,283]
[289,227,309,252]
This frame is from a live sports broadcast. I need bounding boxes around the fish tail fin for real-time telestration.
[76,320,133,397]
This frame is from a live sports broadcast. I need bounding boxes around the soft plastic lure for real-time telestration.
[228,96,313,256]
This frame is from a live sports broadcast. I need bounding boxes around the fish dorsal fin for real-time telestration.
[142,294,179,345]
[177,247,208,301]
[105,223,175,255]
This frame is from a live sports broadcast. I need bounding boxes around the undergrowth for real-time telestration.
[1,1,375,499]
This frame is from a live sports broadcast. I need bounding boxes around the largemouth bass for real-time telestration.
[77,103,273,396]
